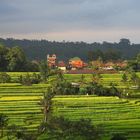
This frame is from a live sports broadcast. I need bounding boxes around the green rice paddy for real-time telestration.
[0,72,140,140]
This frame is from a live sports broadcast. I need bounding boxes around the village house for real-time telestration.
[115,61,127,68]
[69,57,86,69]
[47,54,57,68]
[91,60,104,69]
[102,62,115,70]
[101,61,127,70]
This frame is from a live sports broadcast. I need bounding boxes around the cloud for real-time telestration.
[0,0,140,42]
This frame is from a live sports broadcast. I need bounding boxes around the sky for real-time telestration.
[0,0,140,43]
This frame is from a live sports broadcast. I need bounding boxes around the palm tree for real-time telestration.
[0,113,8,138]
[122,73,128,83]
[56,69,64,81]
[130,72,140,88]
[40,87,55,123]
[39,60,50,82]
[91,73,102,84]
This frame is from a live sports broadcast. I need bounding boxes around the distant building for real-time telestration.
[115,61,127,68]
[69,57,85,69]
[102,62,115,70]
[58,61,66,71]
[101,61,127,70]
[47,54,57,68]
[91,60,103,69]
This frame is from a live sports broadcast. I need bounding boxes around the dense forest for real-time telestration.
[0,38,140,61]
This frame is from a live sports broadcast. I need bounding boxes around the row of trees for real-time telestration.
[88,49,121,62]
[122,71,140,92]
[0,38,139,61]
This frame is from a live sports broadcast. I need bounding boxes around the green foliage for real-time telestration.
[40,86,56,123]
[85,82,121,97]
[7,124,38,140]
[88,49,121,62]
[127,52,140,71]
[121,73,128,83]
[0,113,8,137]
[0,72,11,83]
[130,72,140,88]
[39,60,50,82]
[24,61,39,72]
[19,73,32,86]
[7,46,27,71]
[19,73,41,85]
[39,116,102,140]
[110,133,127,140]
[0,38,139,62]
[54,80,79,95]
[0,45,9,71]
[56,69,64,81]
[91,73,102,83]
[79,74,86,84]
[0,44,39,72]
[31,73,41,84]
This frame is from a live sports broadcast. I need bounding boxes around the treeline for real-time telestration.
[0,38,140,61]
[88,49,121,61]
[0,44,38,72]
[0,43,140,72]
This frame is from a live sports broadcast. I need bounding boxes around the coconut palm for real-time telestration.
[40,87,55,123]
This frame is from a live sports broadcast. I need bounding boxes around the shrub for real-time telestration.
[39,116,102,140]
[85,82,121,97]
[18,73,41,86]
[0,72,11,83]
[79,88,87,95]
[54,80,80,95]
[31,73,41,84]
[111,134,127,140]
[19,74,32,86]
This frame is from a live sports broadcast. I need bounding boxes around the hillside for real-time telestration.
[0,38,140,61]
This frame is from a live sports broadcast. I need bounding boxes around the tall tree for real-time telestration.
[121,73,128,84]
[40,86,55,124]
[0,44,9,71]
[7,46,26,71]
[39,60,50,82]
[130,72,140,87]
[39,117,102,140]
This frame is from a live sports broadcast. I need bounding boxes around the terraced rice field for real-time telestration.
[0,72,140,139]
[0,83,46,132]
[52,96,140,140]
